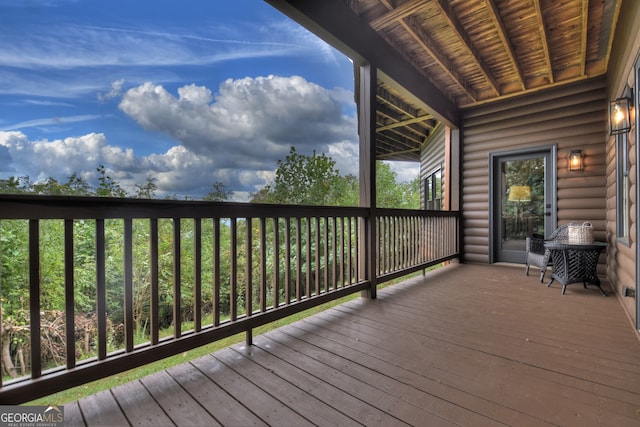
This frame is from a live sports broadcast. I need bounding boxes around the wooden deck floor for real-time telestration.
[64,263,640,427]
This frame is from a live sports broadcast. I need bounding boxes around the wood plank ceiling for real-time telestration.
[344,0,620,161]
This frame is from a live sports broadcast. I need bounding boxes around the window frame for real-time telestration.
[616,130,631,246]
[424,166,442,210]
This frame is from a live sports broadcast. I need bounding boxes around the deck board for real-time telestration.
[166,363,266,427]
[190,354,314,426]
[140,370,221,426]
[65,263,640,426]
[110,378,174,426]
[213,346,363,427]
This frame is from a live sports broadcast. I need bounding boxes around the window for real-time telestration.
[616,131,630,244]
[425,168,442,210]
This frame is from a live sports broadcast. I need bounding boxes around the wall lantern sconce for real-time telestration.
[609,90,633,135]
[568,150,583,172]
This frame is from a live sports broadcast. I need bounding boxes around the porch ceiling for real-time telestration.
[268,0,621,162]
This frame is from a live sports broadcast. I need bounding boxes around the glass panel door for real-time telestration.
[493,150,554,263]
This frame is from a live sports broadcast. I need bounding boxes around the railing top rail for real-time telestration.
[375,207,461,218]
[0,194,370,220]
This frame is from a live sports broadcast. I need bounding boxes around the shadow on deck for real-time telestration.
[64,263,640,426]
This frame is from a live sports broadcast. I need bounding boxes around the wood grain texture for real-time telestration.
[67,263,640,427]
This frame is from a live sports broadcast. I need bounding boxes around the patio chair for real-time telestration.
[525,224,569,282]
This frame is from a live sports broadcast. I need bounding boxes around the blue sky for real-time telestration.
[0,0,417,201]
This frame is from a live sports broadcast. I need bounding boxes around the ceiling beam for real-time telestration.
[265,0,460,128]
[377,115,434,132]
[532,0,554,83]
[369,0,428,31]
[376,85,421,118]
[400,17,480,101]
[485,0,525,90]
[376,147,421,160]
[433,0,501,97]
[371,0,479,101]
[580,0,589,76]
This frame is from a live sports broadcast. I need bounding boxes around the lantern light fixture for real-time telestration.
[568,150,583,172]
[609,89,633,135]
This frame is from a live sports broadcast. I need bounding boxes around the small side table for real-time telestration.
[544,240,607,296]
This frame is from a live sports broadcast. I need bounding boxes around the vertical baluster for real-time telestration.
[413,216,419,265]
[150,219,159,345]
[273,218,280,308]
[331,217,337,290]
[284,217,291,304]
[340,217,345,287]
[347,217,352,285]
[421,216,426,264]
[323,217,329,293]
[213,218,221,326]
[245,217,252,345]
[315,217,320,295]
[381,216,386,274]
[124,218,134,352]
[406,216,410,267]
[296,217,302,300]
[380,217,385,274]
[426,216,432,262]
[246,218,252,317]
[354,217,359,282]
[64,219,75,368]
[440,217,444,258]
[398,216,402,269]
[194,218,202,333]
[387,216,393,270]
[96,219,107,361]
[305,217,311,298]
[392,216,398,270]
[173,218,181,338]
[399,217,404,269]
[432,216,436,261]
[411,216,420,265]
[260,217,267,312]
[412,216,417,266]
[29,220,42,377]
[230,218,237,321]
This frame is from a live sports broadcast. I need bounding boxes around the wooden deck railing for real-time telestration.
[0,195,459,403]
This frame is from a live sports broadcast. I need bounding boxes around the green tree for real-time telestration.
[30,174,90,195]
[251,147,357,206]
[96,165,127,197]
[203,182,233,201]
[376,161,419,209]
[0,176,30,194]
[135,177,157,199]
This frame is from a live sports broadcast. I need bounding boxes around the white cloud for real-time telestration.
[118,75,358,172]
[1,115,102,131]
[0,23,303,71]
[0,132,107,179]
[386,161,420,183]
[0,75,358,200]
[0,16,320,99]
[98,79,125,101]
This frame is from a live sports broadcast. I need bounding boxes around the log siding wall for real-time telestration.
[420,123,446,209]
[606,0,640,330]
[606,129,637,325]
[461,78,608,266]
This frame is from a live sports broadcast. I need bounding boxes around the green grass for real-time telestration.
[26,293,358,406]
[27,269,430,406]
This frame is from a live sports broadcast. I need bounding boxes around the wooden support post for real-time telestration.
[358,62,377,299]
